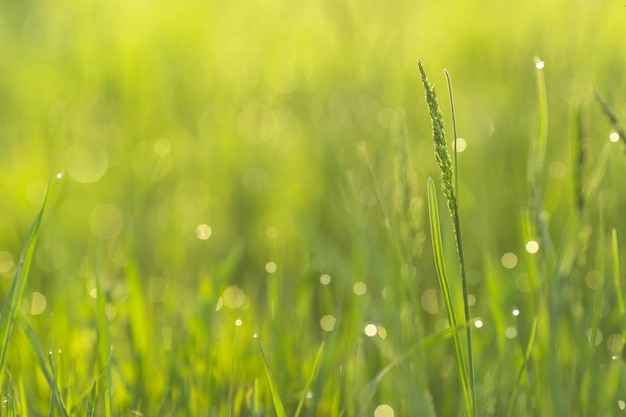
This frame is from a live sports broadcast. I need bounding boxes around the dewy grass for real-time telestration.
[419,60,476,417]
[255,334,287,417]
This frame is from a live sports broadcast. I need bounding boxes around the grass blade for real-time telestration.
[507,315,538,416]
[254,334,287,417]
[18,314,69,417]
[86,381,97,417]
[0,162,57,373]
[94,244,114,416]
[426,178,472,417]
[612,229,625,325]
[293,341,325,417]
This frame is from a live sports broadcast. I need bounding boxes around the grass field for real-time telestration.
[1,1,626,416]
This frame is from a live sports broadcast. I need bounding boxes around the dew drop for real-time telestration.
[364,323,378,337]
[525,240,539,254]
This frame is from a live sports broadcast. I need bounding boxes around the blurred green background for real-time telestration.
[0,0,625,416]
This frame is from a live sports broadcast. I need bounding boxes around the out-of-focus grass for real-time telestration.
[0,1,625,416]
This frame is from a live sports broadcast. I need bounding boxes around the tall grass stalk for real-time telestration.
[419,60,476,417]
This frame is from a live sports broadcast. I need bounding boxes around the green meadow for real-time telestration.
[0,1,625,416]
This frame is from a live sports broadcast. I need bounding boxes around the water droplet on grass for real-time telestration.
[364,323,377,337]
[265,262,277,273]
[501,252,518,269]
[320,315,336,332]
[374,403,395,417]
[195,224,212,240]
[353,282,367,296]
[525,240,539,254]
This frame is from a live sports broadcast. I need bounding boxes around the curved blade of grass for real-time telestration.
[255,335,286,417]
[426,178,472,416]
[18,313,69,417]
[293,340,325,417]
[0,161,56,374]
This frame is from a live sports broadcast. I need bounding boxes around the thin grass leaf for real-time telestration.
[18,314,69,417]
[426,178,472,417]
[255,335,287,417]
[0,162,57,373]
[86,381,97,417]
[444,68,476,416]
[571,102,585,214]
[527,57,555,263]
[104,390,112,417]
[94,245,114,417]
[528,58,549,183]
[293,341,325,417]
[507,315,538,417]
[611,229,625,324]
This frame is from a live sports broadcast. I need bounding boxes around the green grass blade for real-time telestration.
[528,57,548,183]
[507,315,538,417]
[104,390,112,417]
[444,68,476,417]
[255,334,287,417]
[94,244,113,416]
[426,178,472,417]
[293,341,325,417]
[86,381,97,417]
[18,314,69,417]
[527,57,554,262]
[0,163,57,373]
[612,229,625,323]
[571,102,585,214]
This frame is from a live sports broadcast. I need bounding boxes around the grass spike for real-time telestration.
[420,60,476,417]
[418,60,456,216]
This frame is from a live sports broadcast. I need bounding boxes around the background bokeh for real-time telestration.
[0,1,625,416]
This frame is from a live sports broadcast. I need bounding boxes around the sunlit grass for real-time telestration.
[1,1,626,416]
